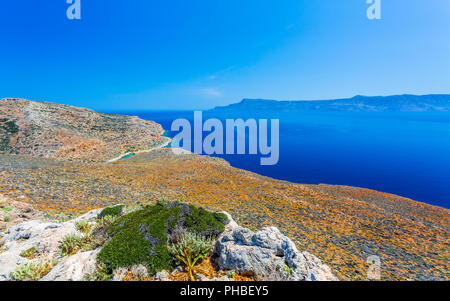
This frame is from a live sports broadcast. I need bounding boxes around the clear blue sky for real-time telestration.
[1,0,449,110]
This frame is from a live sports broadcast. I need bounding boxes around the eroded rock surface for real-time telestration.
[214,213,338,281]
[41,248,100,281]
[0,209,101,280]
[1,207,337,281]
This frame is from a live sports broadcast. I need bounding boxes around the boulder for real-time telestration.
[40,249,100,281]
[1,207,339,282]
[0,209,101,280]
[213,215,338,281]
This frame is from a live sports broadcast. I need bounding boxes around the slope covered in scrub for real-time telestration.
[0,98,164,162]
[0,151,447,281]
[97,202,227,275]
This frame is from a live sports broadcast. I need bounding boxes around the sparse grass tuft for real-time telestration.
[59,233,93,256]
[283,263,294,276]
[75,220,93,234]
[11,259,55,281]
[156,196,171,207]
[20,247,37,259]
[59,233,83,256]
[95,215,117,230]
[227,270,236,279]
[2,206,13,213]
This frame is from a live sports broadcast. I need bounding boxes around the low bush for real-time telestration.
[75,220,93,234]
[98,205,124,219]
[59,233,93,256]
[97,202,225,276]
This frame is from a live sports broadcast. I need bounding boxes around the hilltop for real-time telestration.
[0,98,164,162]
[211,94,450,113]
[0,99,448,281]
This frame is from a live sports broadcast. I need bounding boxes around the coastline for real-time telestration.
[105,136,172,163]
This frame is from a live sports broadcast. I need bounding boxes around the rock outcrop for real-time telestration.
[0,207,337,281]
[213,212,338,281]
[41,249,100,281]
[0,209,101,281]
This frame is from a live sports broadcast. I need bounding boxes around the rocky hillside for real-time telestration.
[0,151,448,281]
[0,98,164,162]
[0,100,448,281]
[0,201,336,281]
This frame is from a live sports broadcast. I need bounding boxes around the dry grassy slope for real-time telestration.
[0,98,164,162]
[0,150,448,281]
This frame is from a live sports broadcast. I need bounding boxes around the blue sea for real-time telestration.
[118,110,450,209]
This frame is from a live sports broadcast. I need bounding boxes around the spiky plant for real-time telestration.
[167,231,214,281]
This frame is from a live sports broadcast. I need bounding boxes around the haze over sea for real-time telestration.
[117,110,450,209]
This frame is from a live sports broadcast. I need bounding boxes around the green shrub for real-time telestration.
[20,247,37,259]
[98,204,176,275]
[3,215,11,222]
[11,259,55,281]
[184,206,226,235]
[97,202,225,276]
[98,205,124,219]
[59,233,83,256]
[79,234,95,252]
[168,231,214,281]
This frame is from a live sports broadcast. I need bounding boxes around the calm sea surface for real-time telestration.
[115,110,450,209]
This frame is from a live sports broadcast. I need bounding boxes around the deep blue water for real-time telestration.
[116,110,450,209]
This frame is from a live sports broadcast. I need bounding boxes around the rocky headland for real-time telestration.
[0,98,164,162]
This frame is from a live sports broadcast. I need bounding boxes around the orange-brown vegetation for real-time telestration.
[0,98,164,162]
[0,150,448,281]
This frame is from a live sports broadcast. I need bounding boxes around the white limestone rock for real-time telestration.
[214,214,338,281]
[0,209,101,281]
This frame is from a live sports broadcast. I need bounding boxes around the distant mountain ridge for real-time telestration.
[211,94,450,112]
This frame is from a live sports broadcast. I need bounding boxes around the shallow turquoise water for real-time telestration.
[120,153,135,160]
